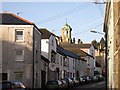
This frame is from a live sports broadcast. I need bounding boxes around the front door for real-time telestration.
[41,70,46,88]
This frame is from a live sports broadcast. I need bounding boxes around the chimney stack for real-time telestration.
[73,38,75,44]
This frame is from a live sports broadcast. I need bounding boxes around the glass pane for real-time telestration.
[17,31,23,35]
[16,31,23,40]
[16,50,22,55]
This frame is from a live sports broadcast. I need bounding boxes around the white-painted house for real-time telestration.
[40,28,57,80]
[57,45,76,79]
[60,43,95,77]
[56,45,68,79]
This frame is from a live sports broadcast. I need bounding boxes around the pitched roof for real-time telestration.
[0,12,33,25]
[40,28,52,39]
[57,44,79,59]
[0,12,42,34]
[60,44,94,58]
[60,43,92,49]
[40,28,56,39]
[62,47,88,57]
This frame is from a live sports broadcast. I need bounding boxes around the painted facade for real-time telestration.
[104,1,120,89]
[1,12,42,88]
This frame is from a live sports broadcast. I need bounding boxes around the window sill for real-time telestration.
[15,60,24,62]
[15,40,25,43]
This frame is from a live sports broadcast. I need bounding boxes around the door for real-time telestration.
[41,70,46,88]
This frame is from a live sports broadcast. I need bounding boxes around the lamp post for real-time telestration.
[90,30,107,90]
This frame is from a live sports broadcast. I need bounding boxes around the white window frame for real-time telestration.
[15,29,24,42]
[15,49,24,61]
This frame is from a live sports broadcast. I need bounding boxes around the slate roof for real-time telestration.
[60,43,94,58]
[0,12,33,25]
[60,43,92,49]
[57,44,79,59]
[0,12,42,33]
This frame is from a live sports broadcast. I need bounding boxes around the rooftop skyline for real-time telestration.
[1,2,106,43]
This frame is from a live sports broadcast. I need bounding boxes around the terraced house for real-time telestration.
[59,23,95,77]
[104,1,120,89]
[0,12,42,88]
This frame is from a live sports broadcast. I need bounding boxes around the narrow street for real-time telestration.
[72,81,105,90]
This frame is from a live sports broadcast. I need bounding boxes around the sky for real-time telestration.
[1,1,106,43]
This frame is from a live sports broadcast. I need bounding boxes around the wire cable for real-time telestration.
[35,2,91,24]
[72,23,104,36]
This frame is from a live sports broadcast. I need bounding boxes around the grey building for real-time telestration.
[0,12,42,88]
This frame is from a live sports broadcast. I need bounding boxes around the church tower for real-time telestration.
[61,23,72,43]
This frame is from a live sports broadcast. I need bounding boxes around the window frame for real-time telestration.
[15,29,24,42]
[15,49,24,61]
[14,72,23,82]
[51,53,56,63]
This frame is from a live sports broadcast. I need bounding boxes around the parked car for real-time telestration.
[70,77,79,86]
[45,80,63,89]
[0,81,14,90]
[92,76,98,82]
[96,74,104,81]
[86,76,92,83]
[60,80,68,88]
[79,77,85,85]
[13,81,27,90]
[63,78,74,88]
[81,76,87,83]
[0,81,27,90]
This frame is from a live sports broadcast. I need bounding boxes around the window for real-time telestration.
[51,53,56,63]
[56,55,59,64]
[67,58,69,68]
[73,59,75,69]
[60,56,62,65]
[63,57,67,67]
[70,73,72,77]
[14,72,23,82]
[1,73,7,80]
[63,57,66,66]
[15,49,24,61]
[15,30,24,41]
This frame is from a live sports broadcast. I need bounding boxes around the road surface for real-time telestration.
[72,81,105,90]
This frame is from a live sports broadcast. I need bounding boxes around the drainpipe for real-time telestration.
[105,30,108,90]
